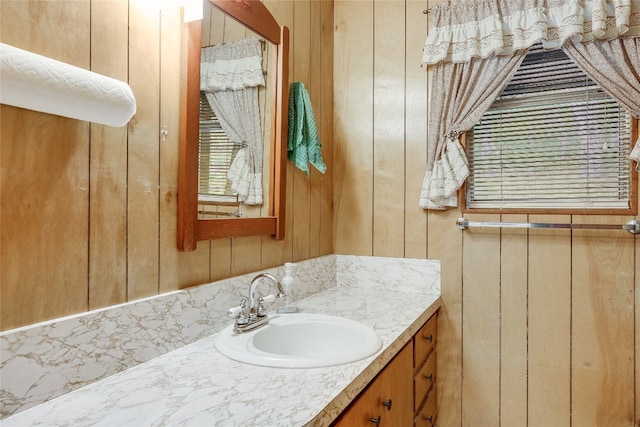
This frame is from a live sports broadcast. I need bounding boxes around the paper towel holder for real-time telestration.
[0,42,137,127]
[177,0,289,251]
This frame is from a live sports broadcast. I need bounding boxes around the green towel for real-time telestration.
[287,82,327,176]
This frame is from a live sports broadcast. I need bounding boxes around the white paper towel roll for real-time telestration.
[0,43,136,127]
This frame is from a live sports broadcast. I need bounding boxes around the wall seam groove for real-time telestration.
[157,7,162,295]
[87,0,93,312]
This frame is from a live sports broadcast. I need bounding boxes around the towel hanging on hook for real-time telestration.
[287,82,327,176]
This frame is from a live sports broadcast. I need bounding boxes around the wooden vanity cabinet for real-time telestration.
[333,342,413,426]
[333,311,438,427]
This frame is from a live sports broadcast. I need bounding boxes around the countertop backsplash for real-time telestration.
[1,255,336,418]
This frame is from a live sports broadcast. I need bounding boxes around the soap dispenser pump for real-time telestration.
[277,262,298,313]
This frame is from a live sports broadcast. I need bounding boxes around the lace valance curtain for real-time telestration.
[201,38,265,205]
[201,38,265,91]
[422,0,640,65]
[419,0,640,210]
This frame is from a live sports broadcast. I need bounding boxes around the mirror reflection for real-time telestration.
[198,0,273,220]
[178,0,288,250]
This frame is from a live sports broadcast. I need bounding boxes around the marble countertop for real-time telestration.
[3,260,440,427]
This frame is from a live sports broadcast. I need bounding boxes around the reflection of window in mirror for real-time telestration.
[198,91,242,218]
[199,36,268,220]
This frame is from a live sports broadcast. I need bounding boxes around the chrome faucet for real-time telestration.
[230,273,286,333]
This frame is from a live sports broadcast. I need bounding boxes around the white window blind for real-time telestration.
[198,91,239,200]
[467,45,632,210]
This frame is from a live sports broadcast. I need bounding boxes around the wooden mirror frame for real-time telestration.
[178,0,289,251]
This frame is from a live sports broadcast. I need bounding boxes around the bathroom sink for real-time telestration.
[214,313,382,368]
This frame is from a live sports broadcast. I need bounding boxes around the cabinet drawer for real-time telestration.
[414,350,436,412]
[414,388,437,427]
[413,314,437,373]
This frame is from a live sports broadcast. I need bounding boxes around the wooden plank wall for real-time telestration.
[333,0,639,425]
[0,0,333,331]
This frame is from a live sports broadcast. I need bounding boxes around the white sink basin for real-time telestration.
[214,313,382,368]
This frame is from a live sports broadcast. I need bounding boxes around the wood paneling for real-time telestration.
[429,208,463,427]
[333,1,639,426]
[1,1,91,330]
[373,0,405,258]
[499,214,528,425]
[404,0,428,259]
[333,0,374,255]
[1,0,332,330]
[309,0,323,259]
[318,0,334,258]
[528,215,571,426]
[461,214,501,425]
[89,0,128,309]
[571,215,635,426]
[1,109,90,329]
[290,0,312,263]
[127,0,161,300]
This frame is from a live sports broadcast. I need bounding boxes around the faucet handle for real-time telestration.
[231,298,249,325]
[227,306,243,319]
[257,294,278,316]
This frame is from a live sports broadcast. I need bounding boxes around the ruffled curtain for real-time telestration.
[201,38,265,90]
[562,37,640,170]
[419,54,527,209]
[420,0,640,209]
[201,38,265,205]
[422,0,640,65]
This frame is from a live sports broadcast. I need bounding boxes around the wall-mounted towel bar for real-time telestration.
[198,210,242,218]
[456,217,640,235]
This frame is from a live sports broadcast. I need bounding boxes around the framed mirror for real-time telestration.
[178,0,289,251]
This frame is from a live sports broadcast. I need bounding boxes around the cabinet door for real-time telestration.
[379,342,413,426]
[333,372,387,427]
[334,343,413,427]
